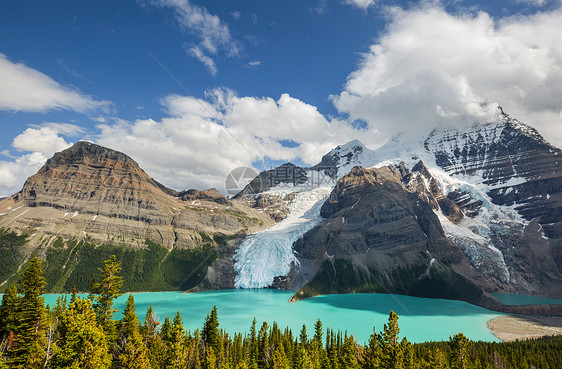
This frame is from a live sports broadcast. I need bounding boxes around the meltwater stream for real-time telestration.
[233,187,333,288]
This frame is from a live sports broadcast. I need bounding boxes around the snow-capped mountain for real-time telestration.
[232,108,562,312]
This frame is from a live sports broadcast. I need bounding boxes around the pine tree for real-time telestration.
[300,324,308,346]
[314,319,323,346]
[146,333,168,368]
[249,318,258,366]
[117,295,149,369]
[55,297,111,368]
[0,284,19,341]
[340,335,360,369]
[271,342,290,369]
[363,328,382,369]
[381,311,403,369]
[400,337,414,369]
[91,255,123,341]
[10,256,48,369]
[202,305,220,354]
[161,315,172,343]
[425,348,446,369]
[204,346,217,369]
[450,332,471,369]
[257,322,270,368]
[166,311,188,368]
[143,304,160,339]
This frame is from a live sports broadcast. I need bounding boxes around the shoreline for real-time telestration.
[487,315,562,342]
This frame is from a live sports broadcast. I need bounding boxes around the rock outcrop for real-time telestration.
[232,108,562,312]
[0,142,273,251]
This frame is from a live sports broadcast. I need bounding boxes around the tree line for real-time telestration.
[0,255,560,368]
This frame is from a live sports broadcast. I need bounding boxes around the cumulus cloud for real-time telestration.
[332,6,562,147]
[148,0,239,74]
[0,152,48,194]
[94,89,362,192]
[343,0,375,9]
[0,54,110,113]
[13,126,75,158]
[0,123,84,196]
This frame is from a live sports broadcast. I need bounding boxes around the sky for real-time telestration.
[0,0,561,196]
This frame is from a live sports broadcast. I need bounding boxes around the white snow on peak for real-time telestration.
[233,115,542,289]
[233,186,333,289]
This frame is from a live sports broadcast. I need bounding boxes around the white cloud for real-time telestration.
[94,89,362,192]
[343,0,375,9]
[0,54,110,113]
[231,11,241,20]
[516,0,549,6]
[0,152,48,194]
[29,123,85,137]
[245,60,261,68]
[0,123,84,196]
[332,5,562,147]
[187,45,218,76]
[149,0,239,74]
[13,127,74,158]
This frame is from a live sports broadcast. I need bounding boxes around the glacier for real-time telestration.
[233,186,333,289]
[233,112,537,289]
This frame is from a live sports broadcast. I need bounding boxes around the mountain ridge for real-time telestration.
[0,112,561,314]
[231,111,562,313]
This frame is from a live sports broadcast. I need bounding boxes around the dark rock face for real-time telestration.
[425,114,562,228]
[289,115,562,309]
[291,164,488,305]
[235,163,310,197]
[423,115,562,299]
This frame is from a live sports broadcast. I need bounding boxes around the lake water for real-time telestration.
[492,293,562,306]
[44,290,502,343]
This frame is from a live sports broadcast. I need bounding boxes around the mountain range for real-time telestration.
[0,108,560,314]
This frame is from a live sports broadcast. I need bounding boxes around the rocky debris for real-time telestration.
[446,190,483,217]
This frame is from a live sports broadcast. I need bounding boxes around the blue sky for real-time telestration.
[1,0,561,195]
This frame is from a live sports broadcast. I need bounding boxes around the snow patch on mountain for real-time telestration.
[326,127,526,284]
[233,186,333,289]
[233,113,543,289]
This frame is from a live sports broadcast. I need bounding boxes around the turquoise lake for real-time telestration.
[492,293,562,306]
[44,290,502,343]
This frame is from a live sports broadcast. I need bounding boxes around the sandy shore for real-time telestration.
[488,315,562,342]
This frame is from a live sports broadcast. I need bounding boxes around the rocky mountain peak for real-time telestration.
[41,141,141,173]
[2,141,273,250]
[317,139,365,166]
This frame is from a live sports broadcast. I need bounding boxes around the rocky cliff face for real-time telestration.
[0,142,273,252]
[231,108,562,311]
[290,164,489,304]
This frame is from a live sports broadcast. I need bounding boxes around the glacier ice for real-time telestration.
[233,186,333,289]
